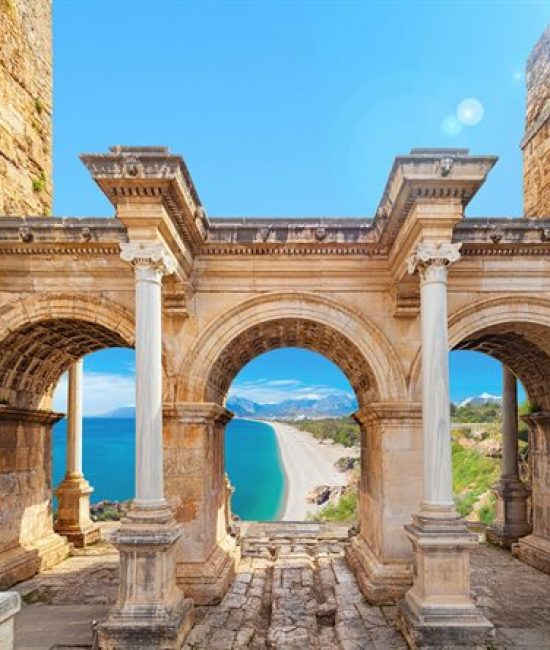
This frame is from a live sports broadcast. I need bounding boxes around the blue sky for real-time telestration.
[50,1,546,414]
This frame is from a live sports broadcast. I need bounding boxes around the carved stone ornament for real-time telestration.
[490,227,504,243]
[315,226,327,241]
[407,241,462,276]
[18,226,33,243]
[122,155,143,178]
[119,241,176,276]
[438,156,454,177]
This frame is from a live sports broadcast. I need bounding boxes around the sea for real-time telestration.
[52,417,286,521]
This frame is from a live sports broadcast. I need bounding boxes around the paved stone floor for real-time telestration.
[11,524,550,649]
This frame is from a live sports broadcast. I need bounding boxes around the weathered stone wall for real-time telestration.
[523,25,550,217]
[0,0,52,216]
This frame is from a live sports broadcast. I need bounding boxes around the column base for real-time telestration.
[346,534,411,604]
[54,476,101,548]
[98,598,193,650]
[98,509,193,649]
[513,534,550,574]
[397,513,494,649]
[486,479,531,548]
[177,533,240,605]
[397,596,494,649]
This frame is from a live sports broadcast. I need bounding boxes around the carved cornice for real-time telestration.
[372,149,498,250]
[81,147,207,252]
[200,244,388,256]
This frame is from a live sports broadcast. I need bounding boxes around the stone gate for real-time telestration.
[0,4,549,648]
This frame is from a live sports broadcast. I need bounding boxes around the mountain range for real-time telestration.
[457,393,502,408]
[99,393,501,419]
[226,394,358,420]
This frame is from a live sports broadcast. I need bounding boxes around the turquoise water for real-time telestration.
[52,417,285,520]
[225,419,285,520]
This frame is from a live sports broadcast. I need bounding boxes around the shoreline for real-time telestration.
[260,420,359,521]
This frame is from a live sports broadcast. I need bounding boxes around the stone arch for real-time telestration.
[0,292,135,410]
[181,292,406,407]
[408,296,550,409]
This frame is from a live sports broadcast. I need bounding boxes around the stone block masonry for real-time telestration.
[0,0,52,216]
[523,25,550,218]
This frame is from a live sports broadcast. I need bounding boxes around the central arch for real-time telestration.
[182,292,407,406]
[171,292,417,606]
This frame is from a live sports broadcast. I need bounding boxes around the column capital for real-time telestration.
[120,241,176,277]
[407,241,462,281]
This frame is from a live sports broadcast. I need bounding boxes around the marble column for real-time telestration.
[98,241,193,650]
[54,360,100,547]
[487,366,531,547]
[397,241,493,648]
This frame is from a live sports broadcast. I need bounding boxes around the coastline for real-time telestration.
[260,420,359,521]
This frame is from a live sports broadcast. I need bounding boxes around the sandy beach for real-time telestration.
[264,421,359,520]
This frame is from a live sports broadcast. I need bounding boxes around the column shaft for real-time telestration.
[134,264,165,506]
[502,366,519,479]
[66,360,83,477]
[420,266,454,510]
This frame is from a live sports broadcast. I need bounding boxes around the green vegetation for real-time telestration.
[32,172,46,193]
[34,97,43,115]
[293,416,360,447]
[452,442,499,519]
[451,401,501,423]
[299,405,529,526]
[309,489,358,522]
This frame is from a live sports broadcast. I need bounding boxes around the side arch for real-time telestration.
[0,292,135,409]
[179,292,407,406]
[408,295,550,408]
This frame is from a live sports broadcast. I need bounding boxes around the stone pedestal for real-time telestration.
[0,592,21,650]
[98,510,193,649]
[346,403,422,604]
[486,478,531,548]
[397,514,494,649]
[0,406,70,588]
[54,476,101,547]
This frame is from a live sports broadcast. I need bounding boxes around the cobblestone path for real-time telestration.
[185,534,406,650]
[13,522,550,649]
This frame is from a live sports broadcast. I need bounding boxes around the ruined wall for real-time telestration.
[523,25,550,218]
[0,0,52,216]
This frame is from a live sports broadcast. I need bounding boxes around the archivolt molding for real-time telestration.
[0,292,135,343]
[0,293,135,409]
[408,295,550,405]
[180,292,406,405]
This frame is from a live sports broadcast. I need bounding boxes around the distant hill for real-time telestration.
[99,406,136,418]
[227,395,357,420]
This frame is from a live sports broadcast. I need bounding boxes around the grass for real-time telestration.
[452,442,500,518]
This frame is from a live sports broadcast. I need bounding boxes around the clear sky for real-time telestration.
[50,1,546,414]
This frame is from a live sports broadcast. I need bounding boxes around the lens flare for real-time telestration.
[457,98,484,126]
[441,114,463,137]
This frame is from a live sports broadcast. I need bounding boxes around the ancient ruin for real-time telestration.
[1,2,550,648]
